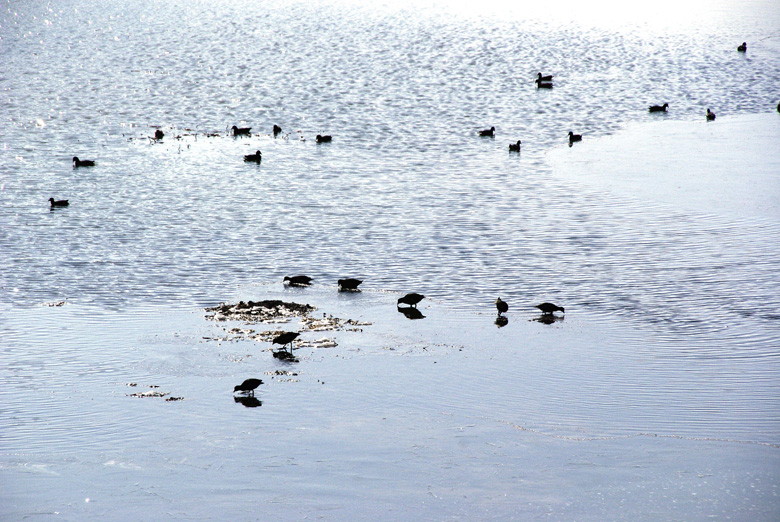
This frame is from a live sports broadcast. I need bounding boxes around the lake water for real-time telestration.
[2,0,780,520]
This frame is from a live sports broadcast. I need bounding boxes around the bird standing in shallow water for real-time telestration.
[244,150,262,162]
[338,278,362,291]
[234,378,263,396]
[509,140,521,152]
[536,302,564,315]
[397,293,425,308]
[154,129,164,140]
[273,124,282,135]
[232,125,251,136]
[479,126,495,137]
[72,156,95,167]
[49,197,69,207]
[284,275,312,286]
[706,108,716,121]
[273,331,299,352]
[495,297,508,316]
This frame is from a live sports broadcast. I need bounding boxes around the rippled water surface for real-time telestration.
[2,0,780,520]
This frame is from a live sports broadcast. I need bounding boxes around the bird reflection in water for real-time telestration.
[533,314,564,325]
[234,396,262,408]
[495,315,509,328]
[397,306,425,320]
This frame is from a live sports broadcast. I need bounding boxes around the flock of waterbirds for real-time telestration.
[49,42,772,403]
[51,54,777,209]
[231,274,565,400]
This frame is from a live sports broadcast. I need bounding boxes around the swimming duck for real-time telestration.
[272,331,300,351]
[397,292,425,308]
[233,378,263,396]
[536,72,554,82]
[232,125,251,136]
[244,150,262,162]
[315,134,332,143]
[509,140,521,152]
[72,157,95,167]
[338,278,362,291]
[568,131,582,143]
[284,275,313,286]
[479,127,495,137]
[273,124,282,135]
[536,302,565,315]
[737,42,747,52]
[495,297,508,316]
[706,108,716,121]
[49,197,69,207]
[648,103,669,113]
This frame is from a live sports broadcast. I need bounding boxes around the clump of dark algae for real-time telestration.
[205,300,316,323]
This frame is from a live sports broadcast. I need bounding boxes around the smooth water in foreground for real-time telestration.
[2,0,780,519]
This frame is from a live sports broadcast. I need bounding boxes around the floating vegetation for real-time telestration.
[129,390,169,398]
[203,301,371,350]
[125,383,180,400]
[205,300,316,323]
[301,313,372,332]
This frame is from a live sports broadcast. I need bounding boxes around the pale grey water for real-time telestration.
[2,0,780,520]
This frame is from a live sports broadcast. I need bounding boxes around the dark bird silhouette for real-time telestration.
[244,150,262,162]
[49,197,69,207]
[479,127,495,137]
[509,140,521,152]
[315,134,332,143]
[536,72,554,82]
[397,293,425,308]
[706,108,716,121]
[495,297,508,316]
[649,103,669,113]
[568,131,582,144]
[273,124,282,135]
[154,129,164,140]
[284,275,312,286]
[338,278,362,291]
[72,156,95,167]
[233,378,263,396]
[536,302,565,315]
[272,331,299,351]
[737,42,747,52]
[232,125,251,136]
[777,102,780,113]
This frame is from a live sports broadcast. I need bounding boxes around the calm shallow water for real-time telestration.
[2,0,780,519]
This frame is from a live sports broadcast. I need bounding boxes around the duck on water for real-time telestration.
[338,278,362,291]
[244,150,262,162]
[73,157,95,167]
[284,275,313,286]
